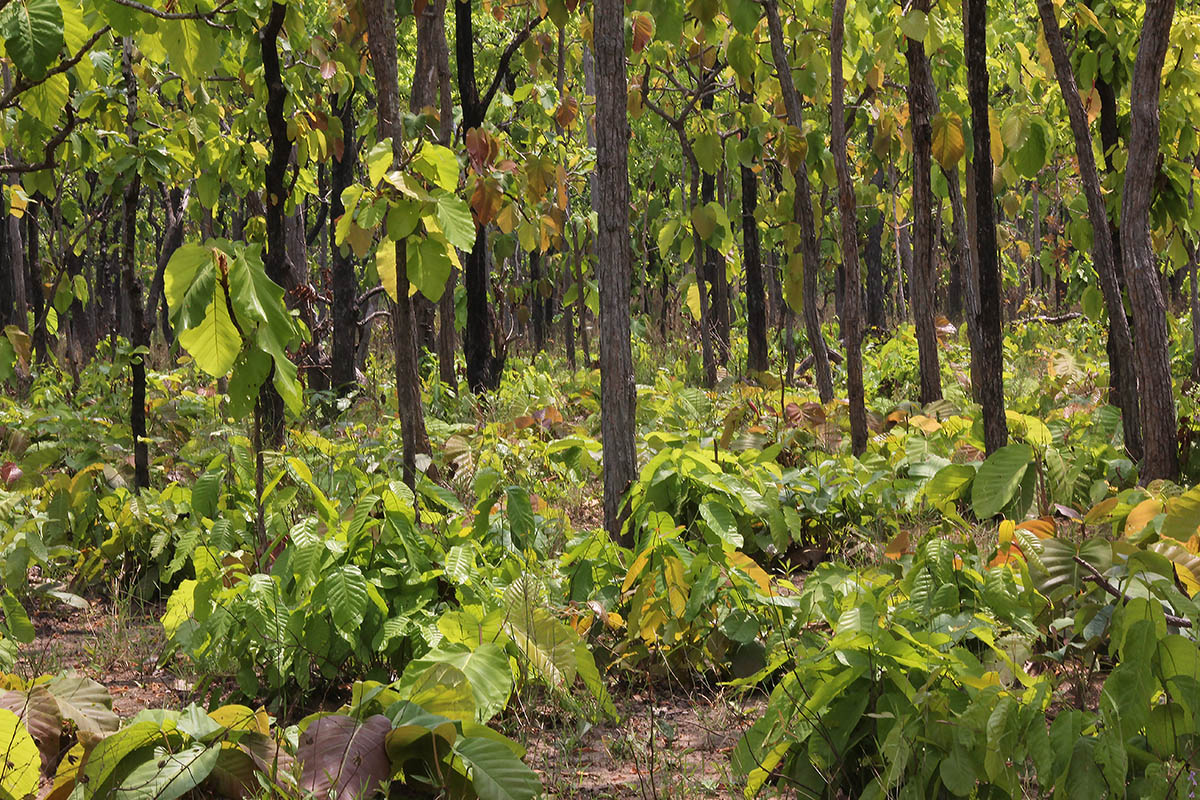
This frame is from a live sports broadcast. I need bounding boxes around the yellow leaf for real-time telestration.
[1124,498,1163,541]
[727,551,771,594]
[663,556,688,617]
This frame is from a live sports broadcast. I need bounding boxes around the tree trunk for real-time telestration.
[903,4,943,406]
[331,90,359,392]
[25,200,47,363]
[965,0,1009,454]
[122,39,149,491]
[740,90,768,374]
[365,0,434,487]
[1120,0,1178,481]
[764,0,833,402]
[594,0,636,545]
[1037,0,1142,459]
[830,0,867,455]
[685,144,718,389]
[258,1,291,449]
[529,248,544,352]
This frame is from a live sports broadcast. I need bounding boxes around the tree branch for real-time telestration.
[1073,555,1193,628]
[479,12,545,118]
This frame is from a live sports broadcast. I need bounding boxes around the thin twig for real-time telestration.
[1073,555,1193,628]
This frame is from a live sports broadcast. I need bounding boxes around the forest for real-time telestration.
[2,0,1200,796]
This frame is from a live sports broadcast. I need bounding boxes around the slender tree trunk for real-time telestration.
[365,0,434,487]
[25,201,47,363]
[1121,0,1178,481]
[684,145,718,389]
[965,0,1009,453]
[258,1,291,448]
[331,90,359,392]
[764,0,833,402]
[864,166,886,333]
[831,0,867,455]
[903,2,942,405]
[1037,0,1142,459]
[594,0,636,545]
[741,91,768,374]
[122,40,149,491]
[529,248,544,351]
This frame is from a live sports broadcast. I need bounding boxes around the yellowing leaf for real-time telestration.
[930,112,965,170]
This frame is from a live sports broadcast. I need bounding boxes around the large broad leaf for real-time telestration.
[406,663,476,722]
[297,714,391,800]
[177,281,241,378]
[109,742,220,800]
[0,707,38,800]
[399,644,513,723]
[409,238,454,303]
[0,683,61,769]
[971,444,1033,519]
[453,736,541,800]
[44,674,118,742]
[1161,485,1200,542]
[163,244,216,328]
[325,565,368,633]
[413,143,459,191]
[72,720,163,798]
[0,0,63,79]
[930,112,965,170]
[435,194,475,251]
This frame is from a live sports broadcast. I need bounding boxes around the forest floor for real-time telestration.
[16,598,765,799]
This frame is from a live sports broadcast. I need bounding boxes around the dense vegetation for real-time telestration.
[2,0,1200,797]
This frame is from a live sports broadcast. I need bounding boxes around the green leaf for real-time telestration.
[0,708,38,800]
[177,281,241,378]
[386,199,421,241]
[727,33,756,83]
[971,444,1033,519]
[938,744,976,796]
[1162,484,1200,541]
[0,591,33,643]
[699,500,742,548]
[453,736,541,800]
[366,139,393,186]
[163,244,216,328]
[505,485,534,548]
[0,0,64,79]
[899,9,928,42]
[74,720,164,799]
[726,0,760,34]
[109,742,220,800]
[414,143,460,190]
[435,193,476,251]
[401,643,513,723]
[325,565,368,633]
[410,237,454,302]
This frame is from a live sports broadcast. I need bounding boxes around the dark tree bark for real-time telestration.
[903,1,942,406]
[365,0,434,488]
[330,89,359,392]
[258,1,291,449]
[146,186,186,344]
[830,0,866,455]
[965,0,1009,454]
[1037,0,1142,459]
[864,151,886,332]
[25,199,47,362]
[121,39,149,491]
[594,0,636,545]
[764,0,833,402]
[1120,0,1178,481]
[740,92,768,373]
[454,0,542,392]
[529,248,544,351]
